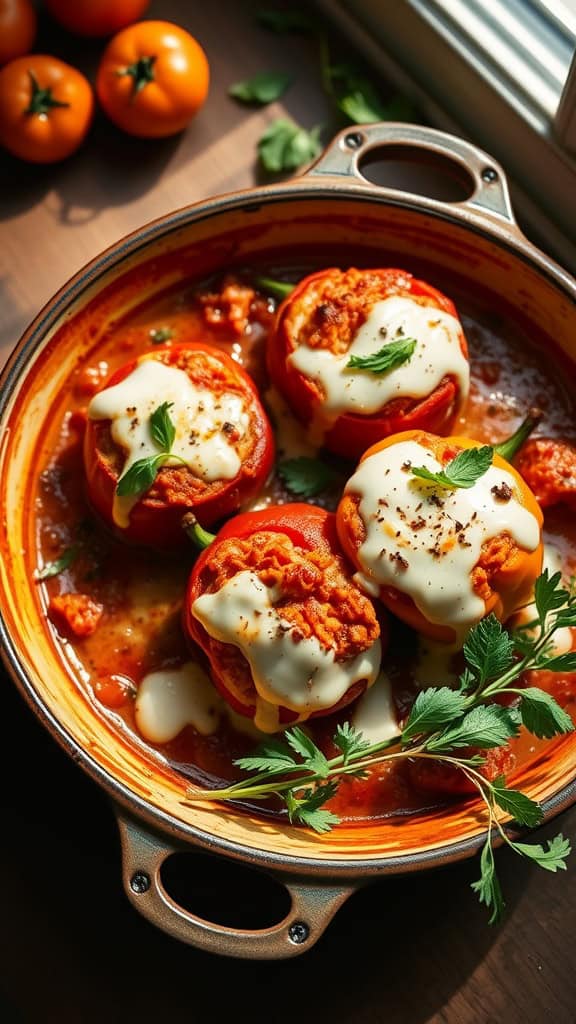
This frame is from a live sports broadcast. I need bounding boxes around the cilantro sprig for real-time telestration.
[186,569,576,921]
[116,402,186,499]
[411,445,494,490]
[229,72,291,105]
[347,336,417,374]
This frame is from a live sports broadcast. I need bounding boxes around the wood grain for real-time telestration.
[1,3,575,1022]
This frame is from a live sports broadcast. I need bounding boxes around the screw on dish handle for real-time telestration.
[116,812,355,959]
[306,122,517,226]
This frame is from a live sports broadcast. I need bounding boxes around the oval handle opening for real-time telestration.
[358,143,475,203]
[160,851,292,930]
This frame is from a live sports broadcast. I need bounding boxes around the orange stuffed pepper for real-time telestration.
[337,430,543,643]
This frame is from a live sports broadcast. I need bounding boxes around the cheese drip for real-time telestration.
[347,440,541,638]
[135,662,221,742]
[191,570,381,732]
[352,671,400,743]
[288,295,469,420]
[88,360,248,527]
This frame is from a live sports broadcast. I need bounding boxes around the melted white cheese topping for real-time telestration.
[191,569,381,732]
[347,439,541,639]
[288,295,469,421]
[88,359,249,527]
[135,662,221,743]
[352,671,400,743]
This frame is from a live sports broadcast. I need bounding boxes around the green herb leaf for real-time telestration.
[257,8,316,33]
[471,838,505,925]
[411,445,494,490]
[278,456,340,497]
[149,326,173,344]
[463,614,515,686]
[285,726,329,777]
[150,401,176,452]
[511,833,571,872]
[519,687,574,739]
[534,569,566,623]
[35,544,80,581]
[490,776,544,828]
[427,704,520,753]
[539,652,576,672]
[116,454,166,498]
[234,738,298,775]
[402,686,468,742]
[258,119,322,173]
[333,722,371,764]
[229,71,292,105]
[286,783,340,832]
[254,275,295,300]
[347,336,417,374]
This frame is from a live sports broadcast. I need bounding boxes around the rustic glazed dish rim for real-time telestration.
[2,165,576,879]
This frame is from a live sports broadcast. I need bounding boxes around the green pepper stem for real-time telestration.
[182,512,216,550]
[119,55,156,96]
[254,276,295,301]
[26,71,69,117]
[494,407,543,463]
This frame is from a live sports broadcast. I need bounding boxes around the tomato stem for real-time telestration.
[494,407,543,462]
[26,72,69,117]
[120,55,157,97]
[182,512,216,550]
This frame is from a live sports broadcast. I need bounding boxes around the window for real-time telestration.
[318,0,576,269]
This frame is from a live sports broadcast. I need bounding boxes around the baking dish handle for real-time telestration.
[305,122,517,226]
[116,812,356,959]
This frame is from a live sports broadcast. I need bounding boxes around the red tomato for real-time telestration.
[184,504,386,726]
[0,0,36,66]
[267,267,469,460]
[45,0,150,37]
[0,55,93,162]
[96,20,209,138]
[83,343,274,548]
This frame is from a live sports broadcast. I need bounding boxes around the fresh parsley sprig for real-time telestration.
[347,336,417,374]
[278,456,342,498]
[116,401,187,499]
[229,71,292,105]
[186,569,576,918]
[411,445,494,490]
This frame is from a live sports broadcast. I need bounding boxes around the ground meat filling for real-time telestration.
[196,531,381,706]
[95,348,259,500]
[285,268,431,355]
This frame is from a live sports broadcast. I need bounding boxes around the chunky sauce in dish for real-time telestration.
[31,267,576,823]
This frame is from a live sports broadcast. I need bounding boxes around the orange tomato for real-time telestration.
[45,0,150,38]
[0,55,93,163]
[0,0,36,66]
[96,20,209,138]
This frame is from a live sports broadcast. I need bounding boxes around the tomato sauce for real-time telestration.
[32,268,576,820]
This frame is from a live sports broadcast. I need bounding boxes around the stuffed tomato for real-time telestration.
[267,267,470,459]
[84,343,274,547]
[337,430,543,643]
[184,504,384,732]
[515,436,576,510]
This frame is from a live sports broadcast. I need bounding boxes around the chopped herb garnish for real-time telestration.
[257,119,322,173]
[35,544,80,581]
[229,72,291,105]
[116,401,186,499]
[185,569,576,921]
[149,327,174,344]
[411,445,494,490]
[347,336,417,374]
[278,456,341,497]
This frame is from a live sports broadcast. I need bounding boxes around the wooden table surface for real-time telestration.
[1,3,576,1022]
